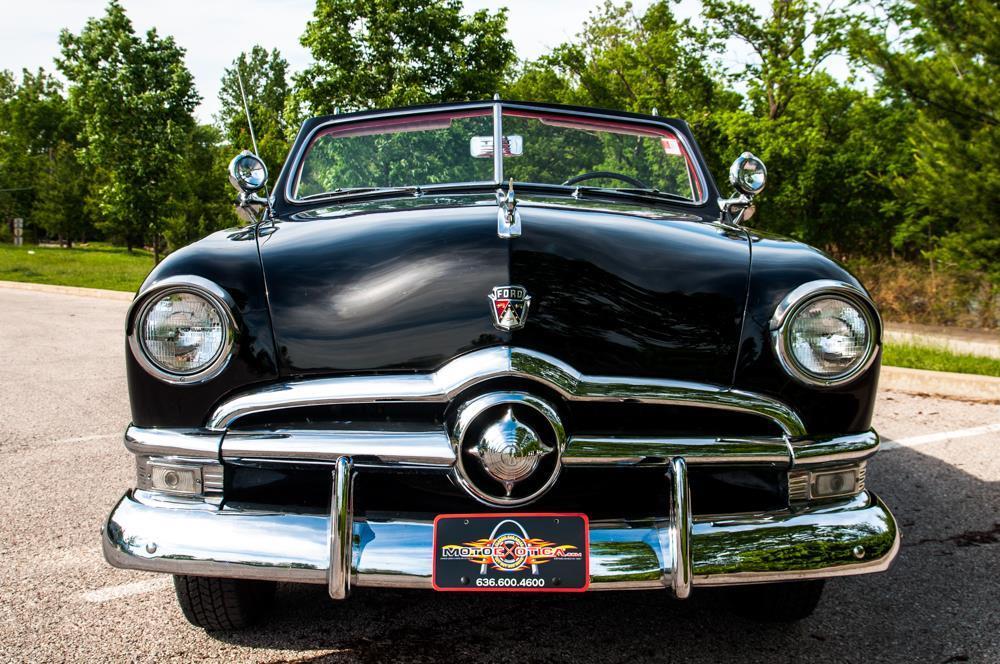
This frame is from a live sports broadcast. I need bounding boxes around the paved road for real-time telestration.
[1,286,998,663]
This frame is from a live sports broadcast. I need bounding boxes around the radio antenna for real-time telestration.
[236,67,260,158]
[235,64,271,222]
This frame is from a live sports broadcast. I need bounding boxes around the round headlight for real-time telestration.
[773,286,879,387]
[130,282,235,383]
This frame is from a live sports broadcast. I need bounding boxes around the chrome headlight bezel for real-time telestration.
[127,276,238,385]
[770,280,881,388]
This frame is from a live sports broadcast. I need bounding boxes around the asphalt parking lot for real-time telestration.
[1,285,998,663]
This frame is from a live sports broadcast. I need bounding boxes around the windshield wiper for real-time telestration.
[298,186,418,201]
[570,185,692,204]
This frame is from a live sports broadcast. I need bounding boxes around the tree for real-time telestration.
[294,0,516,114]
[701,0,851,121]
[164,124,233,251]
[693,0,913,255]
[57,0,199,261]
[0,68,78,238]
[217,46,292,170]
[31,141,91,246]
[849,0,1000,282]
[506,1,738,174]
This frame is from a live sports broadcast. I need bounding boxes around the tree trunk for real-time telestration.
[154,235,160,264]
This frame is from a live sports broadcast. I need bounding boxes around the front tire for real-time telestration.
[173,575,276,630]
[724,580,825,622]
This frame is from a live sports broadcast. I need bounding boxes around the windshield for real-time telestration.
[291,105,704,202]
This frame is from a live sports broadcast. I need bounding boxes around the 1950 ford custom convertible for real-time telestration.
[102,100,898,630]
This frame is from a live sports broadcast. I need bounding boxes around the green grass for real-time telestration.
[0,242,153,292]
[883,342,1000,377]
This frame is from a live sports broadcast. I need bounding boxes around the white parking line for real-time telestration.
[81,577,173,603]
[883,422,1000,450]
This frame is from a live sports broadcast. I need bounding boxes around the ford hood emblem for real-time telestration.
[488,285,531,331]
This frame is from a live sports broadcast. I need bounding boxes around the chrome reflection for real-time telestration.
[103,490,899,592]
[207,346,807,436]
[329,256,452,321]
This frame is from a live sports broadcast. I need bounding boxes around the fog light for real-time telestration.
[150,464,200,494]
[810,465,864,499]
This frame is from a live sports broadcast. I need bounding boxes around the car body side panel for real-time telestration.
[126,227,279,427]
[733,231,881,436]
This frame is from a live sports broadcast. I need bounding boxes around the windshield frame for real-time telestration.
[281,101,711,208]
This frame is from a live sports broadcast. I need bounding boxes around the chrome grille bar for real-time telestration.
[206,347,806,436]
[565,436,790,466]
[222,427,454,468]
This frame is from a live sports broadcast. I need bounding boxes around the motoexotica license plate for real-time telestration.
[432,513,589,592]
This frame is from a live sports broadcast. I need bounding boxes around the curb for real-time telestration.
[0,280,134,302]
[881,365,1000,401]
[885,329,1000,360]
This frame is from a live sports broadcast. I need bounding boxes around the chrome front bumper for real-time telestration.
[103,467,899,598]
[107,346,898,596]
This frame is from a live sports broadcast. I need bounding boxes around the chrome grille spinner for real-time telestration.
[451,392,566,507]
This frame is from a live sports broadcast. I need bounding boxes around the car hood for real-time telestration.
[258,196,750,385]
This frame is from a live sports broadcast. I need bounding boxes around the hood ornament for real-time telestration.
[489,285,531,331]
[497,177,521,239]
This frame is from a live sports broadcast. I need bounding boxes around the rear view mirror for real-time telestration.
[470,135,523,158]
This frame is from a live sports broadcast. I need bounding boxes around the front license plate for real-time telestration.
[432,513,589,592]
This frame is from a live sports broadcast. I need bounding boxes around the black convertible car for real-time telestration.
[102,99,898,629]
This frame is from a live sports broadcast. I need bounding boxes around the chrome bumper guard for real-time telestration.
[102,459,899,598]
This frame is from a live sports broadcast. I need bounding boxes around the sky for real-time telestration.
[0,0,833,123]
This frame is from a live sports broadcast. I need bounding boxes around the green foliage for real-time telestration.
[883,342,1000,377]
[0,242,152,292]
[164,124,234,251]
[217,46,292,169]
[57,0,199,255]
[0,68,80,235]
[295,109,697,198]
[849,0,1000,282]
[0,0,995,310]
[297,113,494,195]
[295,0,516,114]
[31,141,92,246]
[505,1,736,174]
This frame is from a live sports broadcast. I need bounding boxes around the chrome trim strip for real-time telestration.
[201,465,224,493]
[206,346,807,436]
[790,429,879,466]
[103,490,899,591]
[125,425,222,458]
[492,100,503,185]
[128,423,875,474]
[222,427,454,468]
[788,470,811,503]
[565,436,790,466]
[328,457,354,600]
[669,458,692,598]
[769,280,882,388]
[126,275,239,385]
